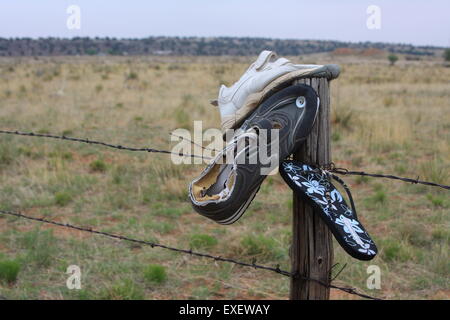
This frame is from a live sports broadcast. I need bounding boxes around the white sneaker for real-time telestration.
[215,50,339,132]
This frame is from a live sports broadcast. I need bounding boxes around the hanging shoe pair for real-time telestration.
[187,51,377,260]
[189,50,333,224]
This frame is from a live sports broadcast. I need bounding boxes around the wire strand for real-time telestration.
[0,129,210,160]
[1,129,448,190]
[0,208,380,300]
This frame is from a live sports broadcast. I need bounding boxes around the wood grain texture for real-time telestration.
[290,77,334,300]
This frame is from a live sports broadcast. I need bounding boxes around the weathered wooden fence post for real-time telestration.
[290,75,337,300]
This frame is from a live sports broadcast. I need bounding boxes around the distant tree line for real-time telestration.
[0,36,440,57]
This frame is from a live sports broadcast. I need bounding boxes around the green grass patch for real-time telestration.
[145,221,174,234]
[126,72,138,80]
[152,203,184,217]
[331,131,341,142]
[394,164,407,175]
[397,223,430,247]
[89,159,107,173]
[189,234,218,249]
[0,142,16,169]
[420,158,449,185]
[239,234,284,260]
[426,194,447,208]
[174,106,192,130]
[189,286,212,299]
[0,259,21,284]
[143,264,167,285]
[18,229,58,267]
[432,227,449,244]
[354,175,369,185]
[332,106,355,130]
[364,185,387,207]
[380,239,413,262]
[54,191,73,206]
[100,279,144,300]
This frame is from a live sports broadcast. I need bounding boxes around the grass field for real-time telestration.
[0,54,448,300]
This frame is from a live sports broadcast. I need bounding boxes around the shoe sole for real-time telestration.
[216,186,260,225]
[221,65,339,133]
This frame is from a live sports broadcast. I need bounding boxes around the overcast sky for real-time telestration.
[1,0,449,47]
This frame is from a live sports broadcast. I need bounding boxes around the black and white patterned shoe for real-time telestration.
[279,160,378,261]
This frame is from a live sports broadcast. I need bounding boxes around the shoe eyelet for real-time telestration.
[296,96,306,108]
[272,121,282,129]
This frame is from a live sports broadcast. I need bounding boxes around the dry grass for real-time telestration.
[0,54,448,300]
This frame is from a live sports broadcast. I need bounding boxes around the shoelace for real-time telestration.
[200,129,259,199]
[214,129,259,166]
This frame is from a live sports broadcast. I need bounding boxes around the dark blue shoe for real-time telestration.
[189,84,319,225]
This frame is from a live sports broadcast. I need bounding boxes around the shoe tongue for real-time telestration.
[254,50,277,70]
[218,84,229,95]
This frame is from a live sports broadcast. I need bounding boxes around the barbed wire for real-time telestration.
[0,129,210,160]
[1,129,448,191]
[0,208,380,300]
[0,208,291,276]
[170,132,219,152]
[3,128,444,300]
[302,275,381,300]
[168,133,450,191]
[320,163,450,191]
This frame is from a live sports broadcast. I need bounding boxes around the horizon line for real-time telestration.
[0,35,445,49]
